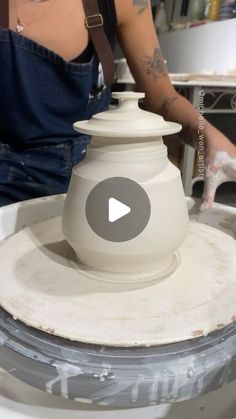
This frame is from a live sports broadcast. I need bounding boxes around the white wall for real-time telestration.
[159,19,236,74]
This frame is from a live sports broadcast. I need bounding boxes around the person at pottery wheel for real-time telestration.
[0,0,235,209]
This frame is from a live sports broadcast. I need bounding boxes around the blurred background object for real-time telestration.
[219,0,235,20]
[189,0,205,20]
[154,0,169,33]
[208,0,220,20]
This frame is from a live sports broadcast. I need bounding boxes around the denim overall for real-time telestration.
[0,28,111,206]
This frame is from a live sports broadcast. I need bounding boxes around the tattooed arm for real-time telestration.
[132,0,150,14]
[115,0,236,209]
[115,0,201,139]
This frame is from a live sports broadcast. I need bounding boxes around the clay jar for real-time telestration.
[62,92,189,282]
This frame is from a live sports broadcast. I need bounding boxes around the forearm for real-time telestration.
[145,91,236,164]
[144,91,207,148]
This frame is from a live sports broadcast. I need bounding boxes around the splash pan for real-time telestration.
[0,195,236,407]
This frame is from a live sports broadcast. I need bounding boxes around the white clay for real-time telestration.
[201,151,236,212]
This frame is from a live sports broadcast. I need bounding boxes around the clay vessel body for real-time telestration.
[62,93,189,280]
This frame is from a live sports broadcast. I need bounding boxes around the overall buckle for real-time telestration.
[85,14,104,29]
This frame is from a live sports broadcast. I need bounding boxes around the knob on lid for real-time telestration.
[73,92,182,138]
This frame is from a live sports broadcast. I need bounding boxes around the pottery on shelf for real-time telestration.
[189,0,205,20]
[62,92,189,280]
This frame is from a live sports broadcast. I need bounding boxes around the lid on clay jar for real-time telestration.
[73,92,182,138]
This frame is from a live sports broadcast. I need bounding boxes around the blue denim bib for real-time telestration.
[0,29,111,205]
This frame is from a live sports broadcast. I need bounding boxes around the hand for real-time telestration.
[200,124,236,212]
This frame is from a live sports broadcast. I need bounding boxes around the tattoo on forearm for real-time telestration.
[142,48,167,80]
[162,96,178,118]
[133,0,149,14]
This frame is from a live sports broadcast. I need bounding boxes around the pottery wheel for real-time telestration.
[0,217,236,347]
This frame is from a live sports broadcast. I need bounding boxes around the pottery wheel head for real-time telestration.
[0,217,236,347]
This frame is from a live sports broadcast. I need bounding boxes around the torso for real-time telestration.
[9,0,121,62]
[9,0,91,61]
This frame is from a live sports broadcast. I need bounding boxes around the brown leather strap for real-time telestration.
[0,0,9,29]
[82,0,115,86]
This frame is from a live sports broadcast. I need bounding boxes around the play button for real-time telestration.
[108,198,131,223]
[85,177,151,242]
